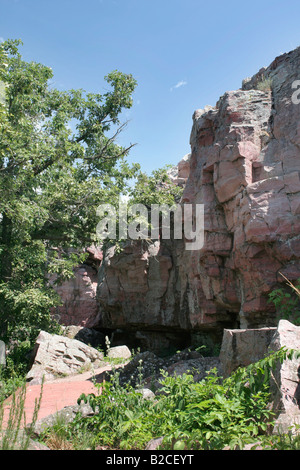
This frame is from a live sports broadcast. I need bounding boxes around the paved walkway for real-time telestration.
[2,364,116,428]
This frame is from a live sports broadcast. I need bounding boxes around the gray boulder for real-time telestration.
[31,403,96,437]
[26,331,104,384]
[219,326,277,377]
[107,345,132,360]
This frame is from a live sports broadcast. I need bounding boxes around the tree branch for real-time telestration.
[84,142,137,162]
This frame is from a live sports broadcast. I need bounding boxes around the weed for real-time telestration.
[0,378,43,450]
[256,76,273,92]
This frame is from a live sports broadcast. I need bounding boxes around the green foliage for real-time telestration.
[129,165,183,208]
[268,275,300,325]
[256,76,273,92]
[260,425,300,450]
[62,347,294,450]
[0,369,25,403]
[0,39,139,349]
[98,165,184,254]
[73,367,154,450]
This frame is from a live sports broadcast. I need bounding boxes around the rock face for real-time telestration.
[51,264,100,328]
[167,153,191,187]
[268,320,300,432]
[26,331,104,384]
[49,246,103,328]
[97,239,191,355]
[182,48,300,333]
[96,47,300,351]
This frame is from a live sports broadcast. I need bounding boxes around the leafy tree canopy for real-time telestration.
[0,39,139,343]
[129,165,183,208]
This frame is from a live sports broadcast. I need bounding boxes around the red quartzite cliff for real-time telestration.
[181,47,300,332]
[54,47,300,353]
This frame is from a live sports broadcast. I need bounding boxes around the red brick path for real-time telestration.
[2,365,112,427]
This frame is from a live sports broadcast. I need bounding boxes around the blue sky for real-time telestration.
[1,0,300,175]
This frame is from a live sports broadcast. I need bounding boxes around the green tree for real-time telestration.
[0,39,139,344]
[130,165,183,208]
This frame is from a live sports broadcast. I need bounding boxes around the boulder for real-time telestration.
[219,327,277,377]
[26,331,104,384]
[31,403,96,437]
[219,320,300,434]
[145,437,164,450]
[164,356,220,382]
[107,345,132,360]
[136,388,155,400]
[109,351,166,388]
[0,429,50,450]
[268,320,300,433]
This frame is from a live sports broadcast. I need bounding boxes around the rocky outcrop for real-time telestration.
[96,47,300,351]
[97,239,191,355]
[268,320,300,432]
[26,331,104,384]
[218,320,300,434]
[167,153,191,187]
[51,264,100,328]
[50,246,103,328]
[104,349,220,390]
[181,48,300,332]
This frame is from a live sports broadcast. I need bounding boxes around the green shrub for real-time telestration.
[66,347,294,450]
[256,76,273,92]
[268,273,300,325]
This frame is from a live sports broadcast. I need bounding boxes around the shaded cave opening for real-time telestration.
[97,327,191,358]
[96,314,240,359]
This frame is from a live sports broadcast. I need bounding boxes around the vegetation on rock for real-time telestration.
[268,273,300,326]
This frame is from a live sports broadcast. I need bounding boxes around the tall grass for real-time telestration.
[0,379,43,450]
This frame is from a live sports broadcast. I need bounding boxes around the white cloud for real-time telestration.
[0,37,4,43]
[170,80,187,92]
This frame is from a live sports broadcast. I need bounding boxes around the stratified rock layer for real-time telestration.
[181,47,300,332]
